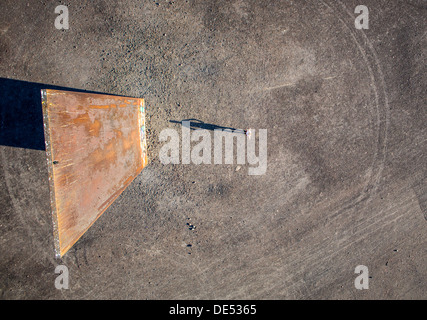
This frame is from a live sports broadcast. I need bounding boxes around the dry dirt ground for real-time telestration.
[0,0,426,299]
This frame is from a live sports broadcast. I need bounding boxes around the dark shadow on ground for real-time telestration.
[169,119,244,132]
[0,78,120,151]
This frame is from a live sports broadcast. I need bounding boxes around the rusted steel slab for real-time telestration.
[41,89,147,257]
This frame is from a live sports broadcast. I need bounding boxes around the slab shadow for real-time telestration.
[0,78,123,151]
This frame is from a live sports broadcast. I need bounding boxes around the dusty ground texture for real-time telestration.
[0,0,426,299]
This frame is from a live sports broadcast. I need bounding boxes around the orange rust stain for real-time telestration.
[53,111,102,137]
[88,104,133,109]
[114,129,123,138]
[58,198,77,230]
[56,168,76,188]
[104,141,117,163]
[90,120,102,136]
[122,129,138,151]
[80,175,103,212]
[122,175,134,186]
[85,131,135,171]
[89,141,118,170]
[89,105,112,109]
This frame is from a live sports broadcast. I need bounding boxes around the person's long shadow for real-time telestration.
[0,78,119,151]
[169,119,244,133]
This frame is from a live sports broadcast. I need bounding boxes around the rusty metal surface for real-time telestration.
[42,89,147,257]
